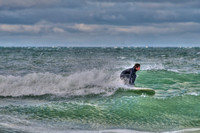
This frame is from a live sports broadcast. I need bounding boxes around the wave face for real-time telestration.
[0,47,200,132]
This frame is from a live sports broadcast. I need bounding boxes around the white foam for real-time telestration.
[141,63,165,70]
[163,128,200,133]
[0,69,123,97]
[117,56,126,59]
[186,92,199,96]
[119,62,166,71]
[167,69,179,73]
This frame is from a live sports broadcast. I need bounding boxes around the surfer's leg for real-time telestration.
[120,75,131,85]
[123,78,130,85]
[120,77,127,84]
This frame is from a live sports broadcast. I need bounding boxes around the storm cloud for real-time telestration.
[0,0,200,46]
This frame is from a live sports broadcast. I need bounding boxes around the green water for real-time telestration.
[0,47,199,132]
[1,95,200,132]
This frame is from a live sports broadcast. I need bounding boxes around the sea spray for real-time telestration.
[0,69,123,97]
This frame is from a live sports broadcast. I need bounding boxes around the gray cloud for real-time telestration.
[0,0,87,10]
[1,0,200,26]
[1,21,200,36]
[0,0,200,46]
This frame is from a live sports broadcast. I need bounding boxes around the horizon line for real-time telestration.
[0,45,199,48]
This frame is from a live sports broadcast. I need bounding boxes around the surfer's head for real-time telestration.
[134,63,140,71]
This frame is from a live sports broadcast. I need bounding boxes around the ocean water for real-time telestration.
[0,47,199,133]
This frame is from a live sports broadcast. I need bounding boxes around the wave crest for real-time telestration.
[0,69,122,97]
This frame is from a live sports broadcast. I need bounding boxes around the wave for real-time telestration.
[0,67,199,98]
[0,69,123,97]
[141,63,165,70]
[119,63,166,73]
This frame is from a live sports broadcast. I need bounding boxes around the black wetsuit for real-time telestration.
[120,68,137,85]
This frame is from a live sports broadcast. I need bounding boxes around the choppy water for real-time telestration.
[0,47,199,133]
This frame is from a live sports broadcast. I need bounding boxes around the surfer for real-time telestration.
[120,63,140,86]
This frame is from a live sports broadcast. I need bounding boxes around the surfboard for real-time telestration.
[115,86,155,96]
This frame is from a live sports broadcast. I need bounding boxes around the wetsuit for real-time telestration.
[120,68,137,85]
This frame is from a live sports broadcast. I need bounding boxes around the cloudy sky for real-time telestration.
[0,0,200,47]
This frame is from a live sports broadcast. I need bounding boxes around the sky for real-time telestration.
[0,0,200,47]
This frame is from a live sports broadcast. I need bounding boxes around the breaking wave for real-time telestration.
[0,69,123,97]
